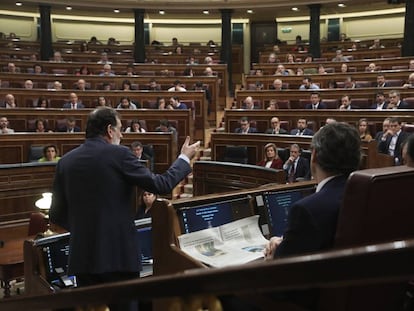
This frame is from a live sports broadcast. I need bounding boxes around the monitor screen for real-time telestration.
[35,233,71,284]
[177,196,252,234]
[134,218,153,264]
[262,187,315,237]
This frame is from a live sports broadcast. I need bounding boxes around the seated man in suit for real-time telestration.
[130,141,148,161]
[378,117,410,165]
[370,91,388,110]
[282,143,311,183]
[374,117,391,143]
[265,117,287,134]
[305,92,326,109]
[338,94,359,110]
[58,117,81,133]
[241,96,258,110]
[387,90,410,109]
[234,117,258,134]
[375,74,388,88]
[290,118,314,136]
[63,92,85,109]
[299,77,320,90]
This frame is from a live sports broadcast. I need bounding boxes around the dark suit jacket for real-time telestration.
[377,130,410,164]
[63,102,85,109]
[370,102,388,109]
[397,100,410,109]
[58,126,81,133]
[275,175,348,257]
[305,102,327,109]
[284,156,310,181]
[50,137,191,275]
[265,128,288,134]
[289,128,314,136]
[234,127,258,134]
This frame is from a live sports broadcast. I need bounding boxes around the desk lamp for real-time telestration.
[35,192,55,237]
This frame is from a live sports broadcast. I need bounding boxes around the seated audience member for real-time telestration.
[266,99,279,110]
[38,145,61,162]
[96,96,111,107]
[369,38,385,49]
[76,79,90,91]
[58,117,81,133]
[174,45,183,54]
[374,117,391,143]
[51,81,63,90]
[234,117,258,134]
[303,54,313,63]
[367,62,377,72]
[97,52,112,64]
[36,96,50,108]
[135,191,157,219]
[332,49,348,62]
[125,63,136,76]
[183,67,194,76]
[402,135,414,167]
[375,74,387,87]
[0,116,14,134]
[282,143,311,183]
[267,52,278,63]
[147,79,161,91]
[117,96,138,109]
[242,96,258,110]
[7,62,18,73]
[125,120,146,133]
[317,64,327,74]
[340,32,351,41]
[24,79,34,89]
[340,63,349,73]
[63,92,85,109]
[51,51,64,62]
[339,95,358,110]
[257,143,283,169]
[290,118,314,136]
[265,117,287,134]
[296,67,304,75]
[402,73,414,88]
[387,90,410,109]
[409,59,414,70]
[77,65,92,76]
[170,96,187,109]
[130,141,149,161]
[168,80,186,92]
[204,67,216,77]
[204,56,214,65]
[344,76,356,89]
[121,79,133,91]
[33,63,45,74]
[299,77,320,90]
[156,97,172,110]
[378,117,410,165]
[1,94,16,108]
[371,91,388,109]
[155,119,178,141]
[305,92,326,110]
[358,118,373,141]
[99,64,115,76]
[34,118,51,133]
[325,118,337,125]
[254,69,263,76]
[274,64,290,76]
[269,79,284,91]
[286,54,295,63]
[327,80,337,89]
[88,36,102,45]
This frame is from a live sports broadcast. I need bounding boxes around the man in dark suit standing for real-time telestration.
[378,117,410,165]
[305,92,327,109]
[282,143,311,182]
[50,107,200,311]
[290,118,314,136]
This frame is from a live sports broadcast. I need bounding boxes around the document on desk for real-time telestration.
[178,215,268,268]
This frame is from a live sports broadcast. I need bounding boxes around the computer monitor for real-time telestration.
[134,218,153,265]
[177,196,252,234]
[260,186,316,237]
[34,232,75,287]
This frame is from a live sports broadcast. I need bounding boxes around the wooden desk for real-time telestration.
[0,238,26,298]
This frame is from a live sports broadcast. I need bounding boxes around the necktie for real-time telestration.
[288,164,295,183]
[72,103,75,109]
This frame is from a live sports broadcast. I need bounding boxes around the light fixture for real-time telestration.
[114,9,120,13]
[203,10,209,15]
[159,10,165,15]
[338,3,346,7]
[16,2,23,6]
[247,9,254,14]
[35,192,55,237]
[292,7,299,11]
[66,6,72,10]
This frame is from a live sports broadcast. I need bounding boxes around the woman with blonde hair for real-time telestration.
[257,143,283,169]
[358,118,373,141]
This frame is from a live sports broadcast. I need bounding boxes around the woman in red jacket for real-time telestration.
[257,143,283,169]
